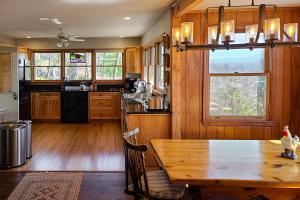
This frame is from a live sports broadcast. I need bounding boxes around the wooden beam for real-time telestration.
[172,0,204,17]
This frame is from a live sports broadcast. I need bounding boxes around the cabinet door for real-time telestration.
[112,92,121,119]
[37,97,49,119]
[126,47,141,74]
[49,97,60,119]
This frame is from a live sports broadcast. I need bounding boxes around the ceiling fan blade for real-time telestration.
[69,38,85,42]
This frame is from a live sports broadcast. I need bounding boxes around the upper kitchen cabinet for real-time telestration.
[125,47,142,74]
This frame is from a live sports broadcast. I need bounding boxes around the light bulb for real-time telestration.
[57,42,63,48]
[288,26,294,35]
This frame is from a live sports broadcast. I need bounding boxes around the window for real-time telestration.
[96,51,123,80]
[18,52,31,81]
[156,42,164,90]
[65,52,92,80]
[33,52,61,80]
[149,46,155,85]
[207,33,268,119]
[143,49,149,81]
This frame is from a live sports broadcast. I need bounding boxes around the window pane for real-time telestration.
[34,53,61,66]
[151,47,155,65]
[209,33,265,73]
[145,50,149,65]
[210,76,267,117]
[149,65,155,85]
[96,67,122,80]
[158,43,164,65]
[65,52,92,80]
[65,67,91,80]
[156,65,164,90]
[25,67,31,81]
[65,52,92,67]
[96,52,123,80]
[143,65,148,81]
[34,67,61,80]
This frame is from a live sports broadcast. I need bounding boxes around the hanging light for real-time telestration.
[172,28,181,46]
[264,18,280,41]
[221,20,235,44]
[284,23,298,42]
[208,26,218,44]
[180,22,194,44]
[245,24,258,43]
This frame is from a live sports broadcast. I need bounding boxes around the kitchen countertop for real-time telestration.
[30,89,122,92]
[123,94,171,115]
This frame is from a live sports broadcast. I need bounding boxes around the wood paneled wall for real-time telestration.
[171,7,300,140]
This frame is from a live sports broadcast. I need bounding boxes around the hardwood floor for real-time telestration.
[2,120,125,172]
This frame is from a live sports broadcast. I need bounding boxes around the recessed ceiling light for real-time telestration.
[51,18,62,25]
[26,36,31,39]
[39,17,50,21]
[120,35,124,38]
[123,17,131,20]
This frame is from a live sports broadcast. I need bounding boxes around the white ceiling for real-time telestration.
[0,0,173,39]
[194,0,300,10]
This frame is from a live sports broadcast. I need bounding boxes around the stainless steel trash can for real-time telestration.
[0,124,27,168]
[17,120,32,159]
[2,120,32,159]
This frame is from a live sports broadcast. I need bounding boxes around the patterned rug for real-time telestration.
[7,172,83,200]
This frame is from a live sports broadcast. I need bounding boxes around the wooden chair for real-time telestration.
[123,128,140,195]
[123,135,186,200]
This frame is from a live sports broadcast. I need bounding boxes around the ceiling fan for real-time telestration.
[56,28,85,48]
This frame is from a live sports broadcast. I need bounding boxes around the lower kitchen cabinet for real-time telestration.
[31,92,61,120]
[89,92,121,120]
[127,114,171,166]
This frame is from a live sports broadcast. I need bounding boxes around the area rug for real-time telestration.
[7,172,83,200]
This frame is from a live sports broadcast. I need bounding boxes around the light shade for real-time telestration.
[172,28,181,46]
[180,22,193,44]
[220,20,235,43]
[245,24,258,43]
[264,18,280,41]
[208,26,218,44]
[284,23,298,42]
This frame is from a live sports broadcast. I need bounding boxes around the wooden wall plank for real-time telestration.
[251,126,264,140]
[216,126,225,139]
[185,13,201,139]
[234,126,251,140]
[207,126,217,139]
[224,126,235,139]
[264,127,272,140]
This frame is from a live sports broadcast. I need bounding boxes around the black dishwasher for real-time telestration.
[61,91,88,123]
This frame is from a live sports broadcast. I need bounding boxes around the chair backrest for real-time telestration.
[123,135,149,198]
[123,128,139,145]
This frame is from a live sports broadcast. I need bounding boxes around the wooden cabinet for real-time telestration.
[31,92,61,120]
[127,114,172,167]
[89,92,121,120]
[125,47,141,74]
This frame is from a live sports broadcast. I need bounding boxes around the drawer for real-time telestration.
[38,92,60,97]
[90,92,112,98]
[90,110,112,119]
[90,99,112,108]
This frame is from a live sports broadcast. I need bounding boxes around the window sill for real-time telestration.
[203,120,278,127]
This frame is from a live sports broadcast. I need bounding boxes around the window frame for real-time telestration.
[31,50,63,82]
[95,50,124,82]
[155,42,165,91]
[203,47,271,125]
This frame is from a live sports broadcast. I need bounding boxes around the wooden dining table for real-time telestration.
[151,139,300,199]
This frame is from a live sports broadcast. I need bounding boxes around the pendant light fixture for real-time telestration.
[172,0,300,52]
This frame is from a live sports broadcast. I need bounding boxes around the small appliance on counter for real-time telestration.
[124,73,141,93]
